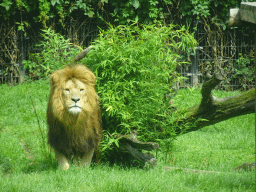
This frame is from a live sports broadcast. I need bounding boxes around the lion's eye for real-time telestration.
[80,89,84,92]
[65,89,70,93]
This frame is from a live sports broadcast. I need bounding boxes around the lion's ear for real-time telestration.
[89,72,96,84]
[86,70,97,84]
[49,71,60,88]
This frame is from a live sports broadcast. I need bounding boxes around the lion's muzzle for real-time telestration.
[68,96,82,114]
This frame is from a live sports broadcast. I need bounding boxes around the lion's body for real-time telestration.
[47,64,102,170]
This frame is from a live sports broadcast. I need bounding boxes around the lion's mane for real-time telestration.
[47,64,102,158]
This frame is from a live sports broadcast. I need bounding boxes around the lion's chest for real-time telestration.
[50,119,96,157]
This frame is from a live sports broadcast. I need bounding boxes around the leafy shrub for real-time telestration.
[23,27,80,79]
[84,23,197,143]
[232,53,255,90]
[2,0,241,29]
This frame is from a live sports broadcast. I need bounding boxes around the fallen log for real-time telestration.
[106,131,159,168]
[173,72,255,134]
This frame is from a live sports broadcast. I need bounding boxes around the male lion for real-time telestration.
[47,64,102,170]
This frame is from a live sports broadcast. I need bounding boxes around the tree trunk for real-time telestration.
[174,72,255,134]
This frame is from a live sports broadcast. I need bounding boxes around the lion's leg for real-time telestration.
[80,148,95,167]
[55,150,69,170]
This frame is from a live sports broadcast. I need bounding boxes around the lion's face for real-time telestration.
[48,65,98,121]
[63,79,87,115]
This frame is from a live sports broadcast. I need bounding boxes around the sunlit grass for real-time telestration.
[0,165,254,191]
[0,81,255,191]
[171,88,255,171]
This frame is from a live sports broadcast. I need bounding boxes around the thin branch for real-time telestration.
[73,46,94,63]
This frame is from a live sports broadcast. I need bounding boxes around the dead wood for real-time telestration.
[73,46,93,62]
[112,131,159,168]
[173,72,255,134]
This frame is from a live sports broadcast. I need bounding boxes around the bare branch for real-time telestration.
[73,46,94,63]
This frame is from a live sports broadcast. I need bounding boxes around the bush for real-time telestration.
[232,53,255,90]
[23,27,80,79]
[84,23,197,143]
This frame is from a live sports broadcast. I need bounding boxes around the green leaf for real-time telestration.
[132,0,140,9]
[0,0,12,11]
[50,0,60,6]
[114,139,119,147]
[87,10,94,17]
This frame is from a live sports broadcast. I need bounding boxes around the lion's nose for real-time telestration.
[72,97,80,103]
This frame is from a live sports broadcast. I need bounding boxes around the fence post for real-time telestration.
[190,50,198,87]
[190,20,199,87]
[19,30,26,83]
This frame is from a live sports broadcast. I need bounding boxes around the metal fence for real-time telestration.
[0,19,254,90]
[0,23,22,84]
[0,18,102,84]
[178,20,255,90]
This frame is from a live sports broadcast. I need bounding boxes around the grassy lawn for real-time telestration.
[0,80,255,192]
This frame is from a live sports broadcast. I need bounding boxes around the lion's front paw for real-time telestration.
[55,151,70,170]
[59,162,70,170]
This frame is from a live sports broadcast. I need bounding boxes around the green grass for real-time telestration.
[0,165,254,192]
[0,80,255,191]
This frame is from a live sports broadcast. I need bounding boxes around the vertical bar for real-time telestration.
[254,28,256,115]
[19,30,25,83]
[191,20,199,87]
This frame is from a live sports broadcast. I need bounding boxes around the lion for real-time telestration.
[47,63,102,170]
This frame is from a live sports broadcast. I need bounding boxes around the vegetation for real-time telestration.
[23,27,80,79]
[85,23,196,139]
[0,0,252,28]
[0,81,254,191]
[232,53,255,90]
